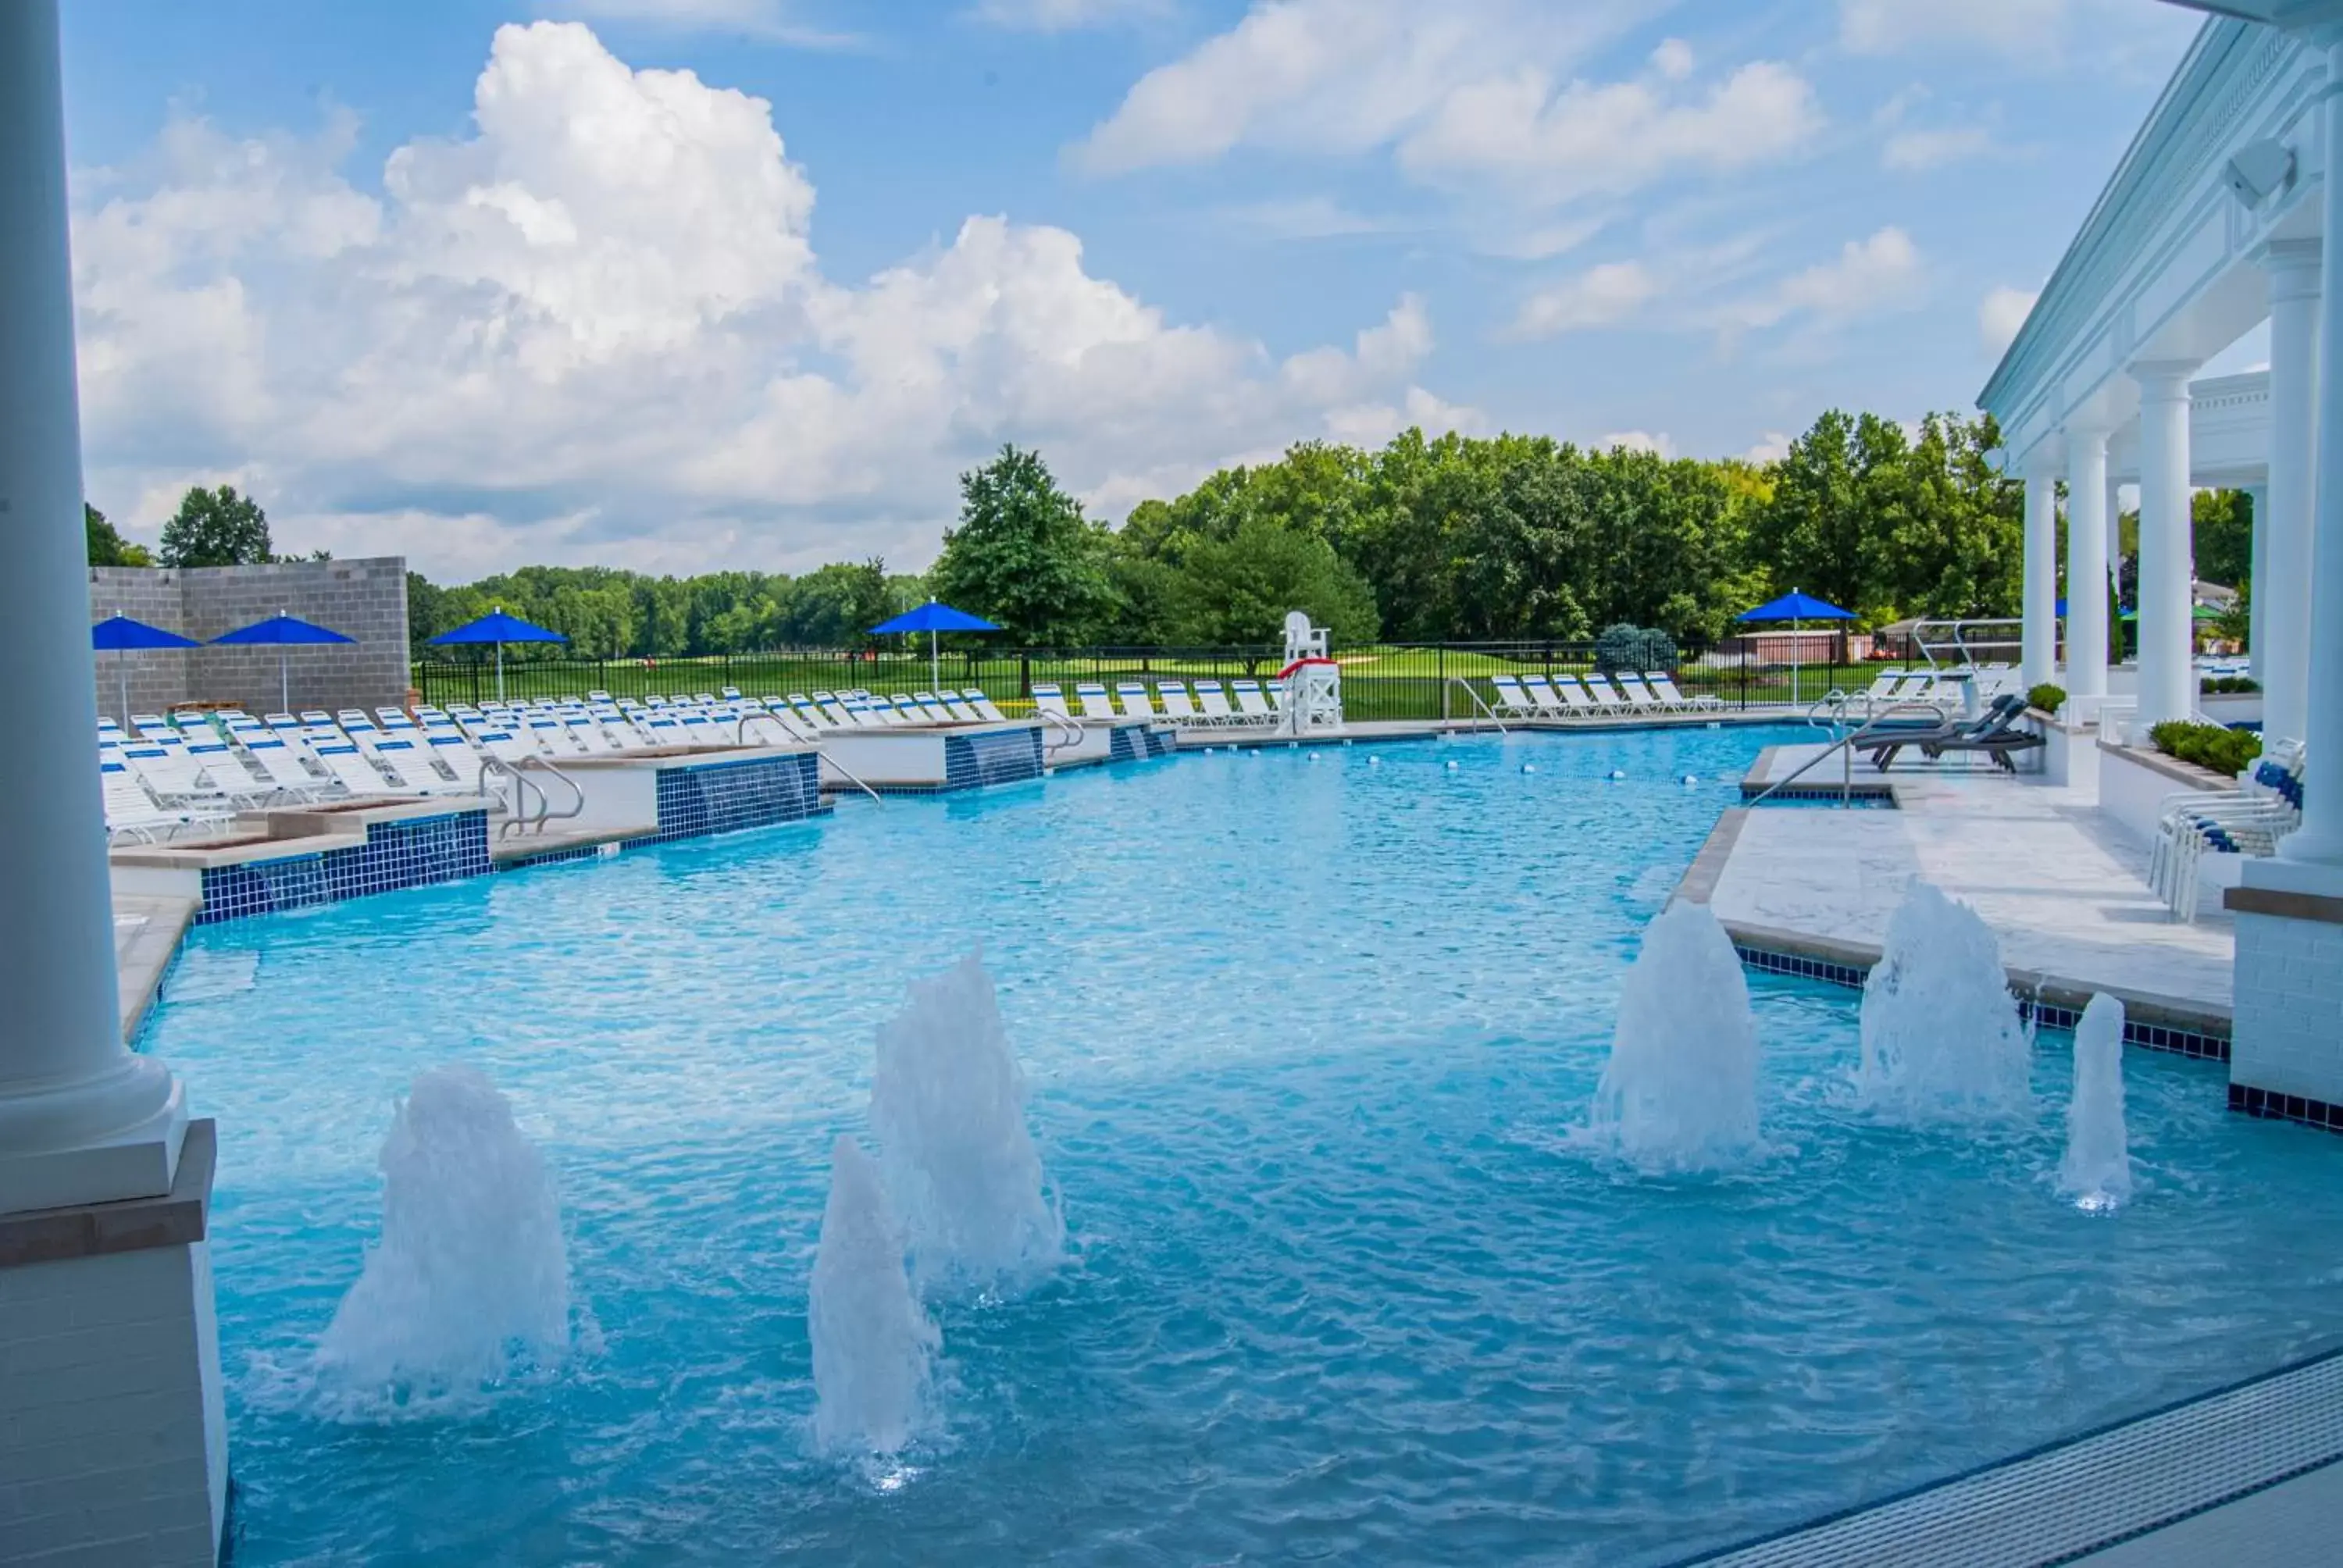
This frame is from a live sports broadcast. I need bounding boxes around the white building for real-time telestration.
[1984,2,2343,1116]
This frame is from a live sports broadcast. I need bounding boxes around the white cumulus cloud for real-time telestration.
[543,0,859,47]
[1715,226,1924,333]
[73,21,1464,579]
[1400,59,1822,205]
[973,0,1167,30]
[1510,261,1657,339]
[1978,283,2039,358]
[1599,429,1674,457]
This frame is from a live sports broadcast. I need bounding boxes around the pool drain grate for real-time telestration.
[1678,1345,2343,1566]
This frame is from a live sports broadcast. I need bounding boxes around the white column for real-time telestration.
[2247,482,2270,682]
[2130,362,2199,729]
[2021,451,2060,687]
[2288,37,2343,864]
[2066,428,2111,699]
[0,0,187,1213]
[2261,239,2321,747]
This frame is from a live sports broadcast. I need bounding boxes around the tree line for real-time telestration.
[95,410,2259,659]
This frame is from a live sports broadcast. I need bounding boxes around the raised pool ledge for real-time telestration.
[817,721,1057,793]
[110,798,494,925]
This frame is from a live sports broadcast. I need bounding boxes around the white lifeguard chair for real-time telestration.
[1277,611,1343,736]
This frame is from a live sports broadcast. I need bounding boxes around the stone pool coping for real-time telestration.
[1674,806,2236,1062]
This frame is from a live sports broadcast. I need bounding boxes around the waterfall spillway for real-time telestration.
[809,1135,938,1457]
[1590,900,1763,1171]
[316,1065,569,1391]
[870,950,1063,1290]
[1856,882,2033,1123]
[2059,994,2133,1211]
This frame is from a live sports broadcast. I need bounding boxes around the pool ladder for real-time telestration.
[477,754,587,838]
[1038,708,1086,757]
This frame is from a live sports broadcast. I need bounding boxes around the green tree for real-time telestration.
[1164,516,1379,644]
[158,486,272,568]
[85,504,152,567]
[933,446,1111,643]
[2191,489,2253,590]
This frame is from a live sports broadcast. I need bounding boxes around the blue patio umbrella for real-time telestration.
[91,613,199,725]
[209,611,356,713]
[1737,589,1856,705]
[425,607,567,702]
[869,600,1001,692]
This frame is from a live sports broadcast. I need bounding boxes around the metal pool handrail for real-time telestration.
[1446,676,1507,734]
[1747,701,1944,807]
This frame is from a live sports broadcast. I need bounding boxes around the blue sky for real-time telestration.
[59,0,2211,580]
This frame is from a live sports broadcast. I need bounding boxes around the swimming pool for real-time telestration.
[144,727,2343,1564]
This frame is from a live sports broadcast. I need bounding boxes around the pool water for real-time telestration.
[144,728,2343,1566]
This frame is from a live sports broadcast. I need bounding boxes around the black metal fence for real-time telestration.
[412,640,1894,718]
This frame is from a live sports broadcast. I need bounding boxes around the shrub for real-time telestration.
[1593,622,1676,675]
[2149,720,2262,778]
[2026,682,2067,715]
[2200,675,2261,695]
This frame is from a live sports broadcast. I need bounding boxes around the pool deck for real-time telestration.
[114,891,197,1044]
[1678,741,2234,1039]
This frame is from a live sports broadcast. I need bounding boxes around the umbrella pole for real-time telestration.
[280,651,290,714]
[930,628,939,693]
[1792,616,1799,708]
[497,641,505,703]
[119,656,129,728]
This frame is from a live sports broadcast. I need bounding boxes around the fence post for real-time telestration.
[1439,645,1448,722]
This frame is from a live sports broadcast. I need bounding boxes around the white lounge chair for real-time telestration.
[2149,745,2305,921]
[223,718,332,800]
[1581,675,1633,712]
[1613,674,1670,715]
[1489,675,1540,719]
[1033,683,1074,722]
[1231,679,1275,723]
[1154,681,1203,724]
[1116,682,1158,721]
[1648,672,1723,711]
[1076,682,1117,721]
[101,750,232,843]
[1518,676,1571,718]
[1193,679,1239,724]
[961,689,1008,722]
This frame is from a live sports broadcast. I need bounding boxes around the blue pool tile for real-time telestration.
[654,753,829,841]
[198,811,491,924]
[944,729,1045,790]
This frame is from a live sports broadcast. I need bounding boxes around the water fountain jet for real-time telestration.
[1856,882,2032,1123]
[810,1135,938,1456]
[2058,994,2133,1211]
[871,950,1063,1290]
[316,1065,569,1392]
[1589,901,1764,1171]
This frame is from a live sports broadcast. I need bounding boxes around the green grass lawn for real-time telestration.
[414,647,1872,720]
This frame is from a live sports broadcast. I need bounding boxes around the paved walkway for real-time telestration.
[1688,744,2233,1029]
[113,893,196,1044]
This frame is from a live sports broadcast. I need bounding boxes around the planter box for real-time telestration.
[2097,737,2234,846]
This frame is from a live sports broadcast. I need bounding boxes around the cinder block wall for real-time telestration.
[88,558,410,721]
